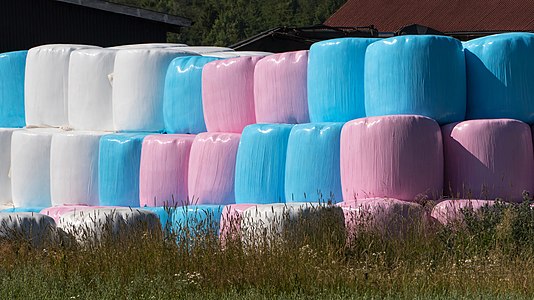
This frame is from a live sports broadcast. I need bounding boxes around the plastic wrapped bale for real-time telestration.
[138,206,172,230]
[431,199,496,225]
[0,213,56,247]
[307,38,379,122]
[442,119,534,202]
[99,133,147,207]
[112,49,199,132]
[202,56,265,132]
[188,133,241,205]
[11,129,62,208]
[68,49,117,131]
[254,51,309,124]
[176,46,234,54]
[1,207,47,213]
[464,33,534,123]
[207,51,272,58]
[219,203,257,244]
[58,208,160,243]
[170,205,224,236]
[338,198,426,238]
[139,134,195,207]
[108,43,187,49]
[25,44,99,127]
[41,205,93,223]
[235,124,294,204]
[163,56,220,134]
[0,129,19,205]
[0,51,27,127]
[285,123,343,203]
[364,36,466,125]
[50,131,105,206]
[340,115,443,201]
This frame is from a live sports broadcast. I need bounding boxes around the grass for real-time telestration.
[1,201,534,299]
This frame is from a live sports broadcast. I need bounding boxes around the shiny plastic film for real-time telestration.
[163,56,220,134]
[188,132,241,205]
[68,49,117,131]
[50,131,105,206]
[0,129,19,205]
[112,49,199,132]
[442,119,534,202]
[340,115,443,202]
[206,51,272,58]
[464,33,534,123]
[235,124,294,204]
[431,199,496,225]
[139,134,195,207]
[0,213,56,246]
[0,51,27,128]
[25,44,99,127]
[285,123,343,203]
[98,133,147,207]
[307,38,379,122]
[202,56,265,132]
[364,36,466,124]
[219,204,257,244]
[11,128,62,208]
[170,205,224,234]
[254,51,309,124]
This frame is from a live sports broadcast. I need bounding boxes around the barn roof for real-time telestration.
[54,0,191,27]
[325,0,534,34]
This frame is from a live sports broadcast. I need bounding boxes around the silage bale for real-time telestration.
[364,35,466,124]
[0,129,19,205]
[431,199,496,225]
[464,33,534,123]
[442,119,534,202]
[163,56,220,134]
[0,212,56,246]
[340,115,443,201]
[285,122,343,203]
[139,134,195,207]
[170,205,225,235]
[0,51,27,128]
[234,124,294,204]
[307,38,379,122]
[207,51,272,58]
[219,203,257,244]
[188,132,241,205]
[254,51,309,124]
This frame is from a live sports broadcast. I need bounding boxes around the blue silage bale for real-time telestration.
[0,51,27,127]
[235,124,294,204]
[307,38,379,122]
[364,35,466,124]
[285,122,343,203]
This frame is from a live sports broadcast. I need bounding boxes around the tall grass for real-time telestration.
[1,202,534,299]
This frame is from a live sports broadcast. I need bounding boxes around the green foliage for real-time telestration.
[108,0,345,45]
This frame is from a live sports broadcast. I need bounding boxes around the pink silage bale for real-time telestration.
[254,51,309,124]
[443,119,534,202]
[202,56,264,133]
[431,199,496,225]
[219,203,257,243]
[340,115,444,202]
[139,134,195,207]
[188,132,241,205]
[40,205,118,223]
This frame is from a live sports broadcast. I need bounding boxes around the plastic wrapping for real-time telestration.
[307,38,379,122]
[99,133,147,207]
[442,119,534,202]
[285,123,343,203]
[202,56,265,132]
[235,124,294,204]
[170,205,224,234]
[50,131,105,206]
[364,36,466,125]
[254,51,309,124]
[0,51,27,127]
[207,51,272,58]
[163,56,220,134]
[340,115,443,201]
[139,134,195,207]
[25,44,99,127]
[40,205,111,223]
[1,207,46,213]
[0,213,56,246]
[108,43,187,49]
[431,199,496,225]
[0,129,18,205]
[219,204,256,243]
[464,33,534,123]
[68,49,117,131]
[58,208,160,242]
[338,198,425,237]
[188,133,241,205]
[138,206,171,229]
[11,128,61,208]
[112,49,199,132]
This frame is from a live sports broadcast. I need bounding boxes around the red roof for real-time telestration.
[325,0,534,33]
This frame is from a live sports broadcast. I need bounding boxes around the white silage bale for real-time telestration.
[0,213,56,246]
[0,129,19,206]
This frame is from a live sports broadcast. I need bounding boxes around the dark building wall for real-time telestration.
[0,0,172,52]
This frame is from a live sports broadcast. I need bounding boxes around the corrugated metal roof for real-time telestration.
[325,0,534,33]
